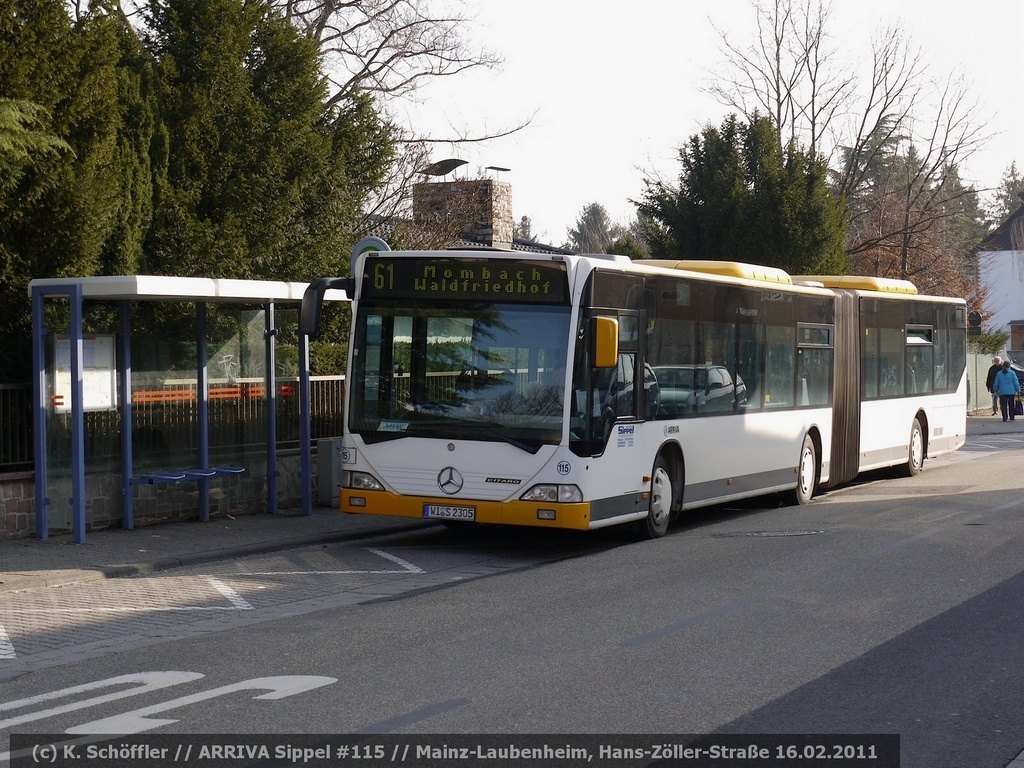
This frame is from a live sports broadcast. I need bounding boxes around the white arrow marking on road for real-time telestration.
[67,675,337,734]
[0,672,205,728]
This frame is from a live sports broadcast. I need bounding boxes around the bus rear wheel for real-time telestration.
[642,455,673,539]
[899,418,925,477]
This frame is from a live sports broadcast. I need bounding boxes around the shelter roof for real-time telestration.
[28,275,348,303]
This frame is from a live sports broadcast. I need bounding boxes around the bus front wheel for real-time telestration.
[642,455,673,539]
[791,434,817,506]
[900,418,925,477]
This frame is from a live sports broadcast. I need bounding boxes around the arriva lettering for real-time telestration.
[199,745,270,759]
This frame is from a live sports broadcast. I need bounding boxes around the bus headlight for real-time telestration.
[520,484,583,503]
[347,471,385,491]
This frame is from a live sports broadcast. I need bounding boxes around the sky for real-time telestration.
[399,0,1023,247]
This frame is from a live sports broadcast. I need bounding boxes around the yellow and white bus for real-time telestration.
[301,246,967,538]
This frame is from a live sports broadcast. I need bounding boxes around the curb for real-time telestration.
[1,519,433,594]
[98,520,432,578]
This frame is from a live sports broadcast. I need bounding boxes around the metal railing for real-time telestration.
[0,377,347,474]
[0,384,32,472]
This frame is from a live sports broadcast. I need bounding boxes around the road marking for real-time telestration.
[0,623,14,659]
[353,698,471,734]
[0,673,332,763]
[5,606,248,613]
[0,672,204,728]
[621,592,776,646]
[992,498,1024,513]
[367,548,425,573]
[2,577,255,614]
[203,577,254,610]
[858,526,946,560]
[67,675,337,734]
[247,547,425,575]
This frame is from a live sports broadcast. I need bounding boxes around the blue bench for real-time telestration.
[124,466,246,527]
[128,466,245,485]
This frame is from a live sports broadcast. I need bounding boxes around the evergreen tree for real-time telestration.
[99,5,159,276]
[637,114,848,275]
[565,203,616,253]
[513,215,535,241]
[0,0,147,380]
[0,100,71,199]
[143,0,393,283]
[989,162,1024,224]
[607,232,648,260]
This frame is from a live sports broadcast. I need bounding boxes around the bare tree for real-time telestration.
[705,0,852,156]
[269,0,536,246]
[111,0,502,109]
[841,72,989,288]
[706,0,991,297]
[275,0,502,108]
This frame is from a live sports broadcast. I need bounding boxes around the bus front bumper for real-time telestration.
[341,489,592,531]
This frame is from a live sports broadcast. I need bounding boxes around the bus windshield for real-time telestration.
[349,302,572,452]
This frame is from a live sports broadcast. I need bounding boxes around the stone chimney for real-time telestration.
[413,178,514,249]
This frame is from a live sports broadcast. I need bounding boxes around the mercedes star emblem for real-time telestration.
[437,467,464,495]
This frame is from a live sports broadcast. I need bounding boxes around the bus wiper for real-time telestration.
[467,424,541,454]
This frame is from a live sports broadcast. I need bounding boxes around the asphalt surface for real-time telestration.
[0,505,430,595]
[2,409,1021,596]
[2,410,1024,766]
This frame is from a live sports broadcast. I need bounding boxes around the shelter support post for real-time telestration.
[68,289,86,543]
[299,330,312,516]
[197,302,212,521]
[30,284,87,542]
[31,287,49,539]
[265,302,279,514]
[119,300,135,528]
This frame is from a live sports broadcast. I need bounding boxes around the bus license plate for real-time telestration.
[423,504,476,521]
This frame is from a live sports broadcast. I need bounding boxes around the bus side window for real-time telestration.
[765,326,795,408]
[879,324,905,397]
[608,353,635,417]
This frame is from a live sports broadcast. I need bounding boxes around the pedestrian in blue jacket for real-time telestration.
[993,360,1021,422]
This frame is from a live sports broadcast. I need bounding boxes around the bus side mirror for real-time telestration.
[300,277,353,337]
[591,316,619,368]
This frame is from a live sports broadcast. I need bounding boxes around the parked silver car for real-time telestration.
[652,364,746,416]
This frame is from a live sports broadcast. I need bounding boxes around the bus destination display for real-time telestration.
[361,257,568,304]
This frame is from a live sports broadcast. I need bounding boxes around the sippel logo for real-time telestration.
[437,467,464,495]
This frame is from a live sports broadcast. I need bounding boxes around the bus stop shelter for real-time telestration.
[29,276,348,543]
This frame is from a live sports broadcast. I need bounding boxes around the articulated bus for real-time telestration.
[300,245,967,539]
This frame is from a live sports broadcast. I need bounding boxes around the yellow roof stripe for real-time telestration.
[791,275,918,294]
[645,260,793,284]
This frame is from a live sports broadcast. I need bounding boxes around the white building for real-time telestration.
[978,204,1024,360]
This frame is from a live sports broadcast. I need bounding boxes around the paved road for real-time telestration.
[1,417,1020,679]
[2,415,1024,768]
[0,525,611,671]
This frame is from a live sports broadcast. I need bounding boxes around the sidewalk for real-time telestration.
[966,407,1024,436]
[2,411,1021,595]
[0,507,431,594]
